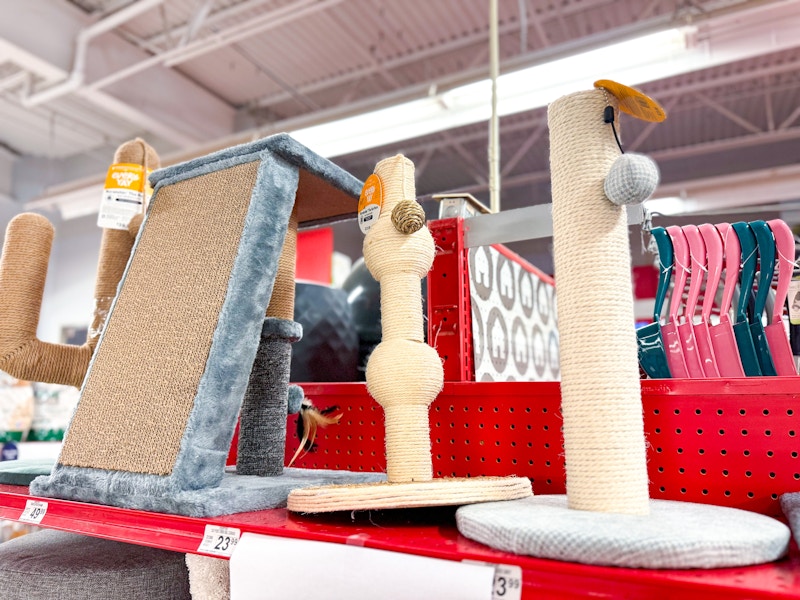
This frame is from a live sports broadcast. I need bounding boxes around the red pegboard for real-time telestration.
[290,379,800,519]
[427,218,474,381]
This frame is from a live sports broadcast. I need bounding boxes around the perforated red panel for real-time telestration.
[644,378,800,518]
[288,379,800,518]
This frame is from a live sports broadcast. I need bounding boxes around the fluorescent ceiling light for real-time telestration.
[291,28,691,158]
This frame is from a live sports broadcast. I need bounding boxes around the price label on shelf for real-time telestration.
[491,564,522,600]
[19,499,48,524]
[197,525,241,557]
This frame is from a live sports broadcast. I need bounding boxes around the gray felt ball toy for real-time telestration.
[604,152,660,206]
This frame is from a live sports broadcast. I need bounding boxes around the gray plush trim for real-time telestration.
[171,150,298,489]
[261,317,303,342]
[457,495,790,569]
[149,133,362,199]
[32,466,384,518]
[780,492,800,543]
[287,385,304,415]
[32,147,299,508]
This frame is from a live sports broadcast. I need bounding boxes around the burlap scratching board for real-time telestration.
[456,88,789,568]
[30,135,382,517]
[287,155,531,513]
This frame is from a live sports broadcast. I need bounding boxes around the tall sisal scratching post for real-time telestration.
[456,88,790,569]
[288,155,531,513]
[551,90,649,514]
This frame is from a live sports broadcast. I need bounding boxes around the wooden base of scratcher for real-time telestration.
[287,476,531,513]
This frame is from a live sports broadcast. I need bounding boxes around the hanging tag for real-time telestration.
[19,499,48,524]
[197,524,241,557]
[358,174,383,234]
[788,279,800,325]
[594,79,666,122]
[97,163,152,230]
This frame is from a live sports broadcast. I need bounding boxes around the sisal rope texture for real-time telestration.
[0,139,158,388]
[363,155,443,484]
[548,90,649,515]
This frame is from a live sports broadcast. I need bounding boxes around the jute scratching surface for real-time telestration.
[59,160,259,475]
[549,90,649,515]
[0,139,158,388]
[266,204,297,321]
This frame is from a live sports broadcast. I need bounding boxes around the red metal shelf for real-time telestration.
[1,378,799,598]
[1,480,799,599]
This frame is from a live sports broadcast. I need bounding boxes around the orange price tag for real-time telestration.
[358,173,383,234]
[98,163,152,230]
[594,79,667,122]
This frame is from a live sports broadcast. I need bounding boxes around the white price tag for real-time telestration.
[789,279,800,325]
[197,525,240,557]
[19,499,48,524]
[492,564,522,600]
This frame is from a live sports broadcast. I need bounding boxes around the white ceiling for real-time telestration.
[1,0,799,265]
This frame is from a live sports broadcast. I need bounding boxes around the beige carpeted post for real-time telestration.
[0,139,158,388]
[548,90,649,515]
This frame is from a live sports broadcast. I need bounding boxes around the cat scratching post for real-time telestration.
[552,90,650,514]
[0,139,158,388]
[30,135,383,517]
[456,89,790,568]
[287,155,531,513]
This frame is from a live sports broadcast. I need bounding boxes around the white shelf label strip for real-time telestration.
[197,524,241,557]
[231,533,496,599]
[19,499,48,524]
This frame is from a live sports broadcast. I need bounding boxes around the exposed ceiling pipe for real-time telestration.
[21,0,164,107]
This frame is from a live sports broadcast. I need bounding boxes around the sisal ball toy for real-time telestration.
[604,152,659,206]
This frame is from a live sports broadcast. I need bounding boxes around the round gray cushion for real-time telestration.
[457,495,790,569]
[0,529,191,599]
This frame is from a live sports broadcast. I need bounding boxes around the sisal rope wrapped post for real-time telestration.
[286,154,530,512]
[0,138,158,388]
[548,90,649,515]
[363,155,443,483]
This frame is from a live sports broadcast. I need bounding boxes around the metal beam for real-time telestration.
[501,121,546,176]
[693,92,762,134]
[627,95,679,152]
[0,0,234,147]
[463,203,644,247]
[143,0,276,49]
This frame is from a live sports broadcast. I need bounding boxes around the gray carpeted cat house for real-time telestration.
[31,134,382,517]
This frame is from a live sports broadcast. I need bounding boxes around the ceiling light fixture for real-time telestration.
[290,28,692,158]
